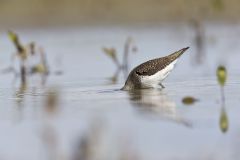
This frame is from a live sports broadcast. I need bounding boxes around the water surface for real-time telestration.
[0,24,240,160]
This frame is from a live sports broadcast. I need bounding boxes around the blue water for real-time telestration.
[0,23,240,160]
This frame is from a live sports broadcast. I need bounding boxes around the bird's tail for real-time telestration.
[168,47,189,61]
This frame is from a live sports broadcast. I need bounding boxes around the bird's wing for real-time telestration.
[134,47,189,76]
[135,58,170,76]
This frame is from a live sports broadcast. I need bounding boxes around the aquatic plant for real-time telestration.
[217,65,227,104]
[31,48,49,75]
[217,65,227,87]
[216,65,229,133]
[3,31,59,86]
[102,47,120,67]
[8,31,27,61]
[102,37,137,83]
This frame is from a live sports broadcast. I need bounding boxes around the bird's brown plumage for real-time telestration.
[121,47,189,90]
[135,47,189,76]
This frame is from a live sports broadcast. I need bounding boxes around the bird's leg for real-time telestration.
[159,83,165,88]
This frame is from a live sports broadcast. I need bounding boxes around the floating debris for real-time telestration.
[217,65,227,87]
[219,107,228,133]
[182,96,198,105]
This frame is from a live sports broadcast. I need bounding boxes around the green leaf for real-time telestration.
[8,30,25,54]
[8,31,18,43]
[217,65,227,86]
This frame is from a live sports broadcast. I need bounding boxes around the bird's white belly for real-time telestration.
[140,59,178,88]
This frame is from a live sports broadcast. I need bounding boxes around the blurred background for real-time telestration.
[0,1,240,160]
[0,0,239,28]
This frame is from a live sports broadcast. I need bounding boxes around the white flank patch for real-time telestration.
[140,59,178,88]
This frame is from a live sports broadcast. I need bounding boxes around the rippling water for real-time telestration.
[0,23,240,160]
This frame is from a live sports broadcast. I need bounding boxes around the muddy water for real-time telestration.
[0,23,240,160]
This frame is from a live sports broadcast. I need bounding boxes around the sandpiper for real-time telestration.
[121,47,189,90]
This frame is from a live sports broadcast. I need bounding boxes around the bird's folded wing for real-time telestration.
[135,58,170,76]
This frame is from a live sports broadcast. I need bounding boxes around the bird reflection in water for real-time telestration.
[127,89,192,127]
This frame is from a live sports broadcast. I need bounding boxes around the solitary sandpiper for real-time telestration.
[121,47,189,90]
